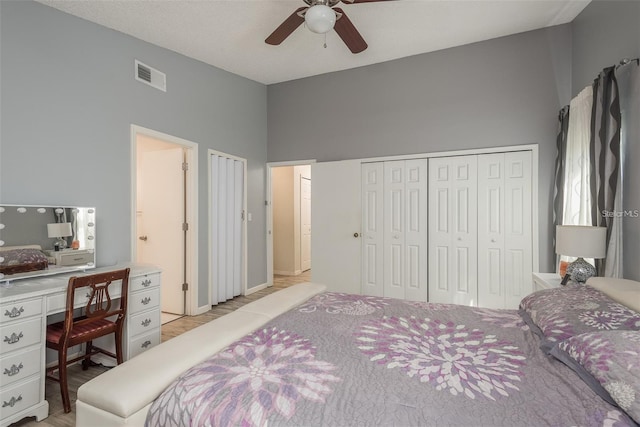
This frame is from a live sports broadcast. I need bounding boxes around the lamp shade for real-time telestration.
[556,225,606,259]
[305,5,336,34]
[47,222,72,238]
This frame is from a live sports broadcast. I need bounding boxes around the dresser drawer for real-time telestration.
[129,288,160,315]
[48,284,123,314]
[129,310,161,337]
[56,250,94,266]
[0,377,41,421]
[0,318,41,354]
[1,298,42,323]
[129,330,160,359]
[130,273,161,292]
[1,347,41,387]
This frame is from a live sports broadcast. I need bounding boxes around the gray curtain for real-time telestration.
[553,105,570,265]
[589,66,622,277]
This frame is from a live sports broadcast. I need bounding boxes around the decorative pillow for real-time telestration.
[0,248,48,265]
[519,284,640,352]
[551,330,640,424]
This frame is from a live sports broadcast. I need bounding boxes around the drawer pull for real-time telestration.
[141,318,152,327]
[141,297,152,305]
[142,279,152,287]
[2,395,22,408]
[4,306,24,318]
[141,340,152,349]
[3,332,24,345]
[4,363,24,377]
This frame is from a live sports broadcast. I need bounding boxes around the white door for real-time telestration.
[300,176,311,272]
[504,151,533,308]
[428,155,478,306]
[210,154,245,305]
[311,159,362,294]
[403,159,428,302]
[477,152,533,309]
[137,147,184,314]
[478,154,505,308]
[384,161,406,299]
[361,162,384,296]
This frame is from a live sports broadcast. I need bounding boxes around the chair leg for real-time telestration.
[115,331,124,365]
[58,347,71,413]
[83,341,93,370]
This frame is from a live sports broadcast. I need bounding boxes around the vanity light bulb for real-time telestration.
[0,207,4,213]
[55,208,64,214]
[17,207,26,213]
[0,240,4,246]
[0,257,4,263]
[0,224,4,230]
[37,208,46,213]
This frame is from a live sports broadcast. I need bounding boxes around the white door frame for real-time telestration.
[130,124,199,315]
[208,149,248,303]
[266,159,316,286]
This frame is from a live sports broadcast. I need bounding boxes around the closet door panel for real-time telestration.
[404,159,428,301]
[478,154,505,309]
[428,159,452,303]
[504,151,532,308]
[384,161,406,300]
[362,163,384,296]
[452,156,478,306]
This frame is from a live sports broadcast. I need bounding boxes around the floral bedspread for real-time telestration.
[146,293,634,427]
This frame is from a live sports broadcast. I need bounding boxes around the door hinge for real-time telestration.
[182,162,189,171]
[182,222,189,232]
[182,283,189,291]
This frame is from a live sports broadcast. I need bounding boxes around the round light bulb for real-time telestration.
[305,5,336,34]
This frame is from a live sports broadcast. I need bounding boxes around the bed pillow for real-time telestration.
[551,330,640,424]
[0,248,49,275]
[519,284,640,352]
[587,277,640,313]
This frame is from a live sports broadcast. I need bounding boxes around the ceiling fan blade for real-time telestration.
[265,7,307,45]
[333,8,368,54]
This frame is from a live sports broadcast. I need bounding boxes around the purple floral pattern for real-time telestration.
[558,330,640,423]
[471,308,530,330]
[519,284,640,346]
[145,327,340,427]
[404,300,457,311]
[355,316,526,401]
[298,292,389,315]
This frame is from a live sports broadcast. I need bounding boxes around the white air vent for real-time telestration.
[135,60,166,92]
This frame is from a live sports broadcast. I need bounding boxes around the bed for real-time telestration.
[77,278,640,427]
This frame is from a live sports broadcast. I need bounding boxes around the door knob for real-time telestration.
[139,236,148,241]
[353,233,359,238]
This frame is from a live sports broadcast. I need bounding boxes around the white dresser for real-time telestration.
[0,263,161,426]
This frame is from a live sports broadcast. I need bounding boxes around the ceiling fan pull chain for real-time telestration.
[324,33,327,49]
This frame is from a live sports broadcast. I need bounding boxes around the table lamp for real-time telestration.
[48,222,72,251]
[555,225,606,284]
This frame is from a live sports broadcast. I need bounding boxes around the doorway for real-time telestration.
[131,125,198,320]
[267,161,314,285]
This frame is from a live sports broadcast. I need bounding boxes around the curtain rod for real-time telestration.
[616,57,639,69]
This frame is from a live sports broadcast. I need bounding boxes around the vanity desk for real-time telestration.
[0,263,162,426]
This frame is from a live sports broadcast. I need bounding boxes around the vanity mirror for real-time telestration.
[0,205,96,282]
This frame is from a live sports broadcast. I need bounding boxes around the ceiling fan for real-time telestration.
[265,0,392,54]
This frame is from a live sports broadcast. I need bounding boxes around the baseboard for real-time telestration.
[273,270,302,276]
[194,304,212,315]
[245,282,270,296]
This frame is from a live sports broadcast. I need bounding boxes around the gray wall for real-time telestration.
[0,1,268,307]
[572,0,640,281]
[268,25,573,273]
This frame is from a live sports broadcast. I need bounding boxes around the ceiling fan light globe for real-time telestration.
[305,5,336,34]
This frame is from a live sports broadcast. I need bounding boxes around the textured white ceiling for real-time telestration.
[37,0,590,84]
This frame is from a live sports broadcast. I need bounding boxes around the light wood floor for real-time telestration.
[10,272,311,427]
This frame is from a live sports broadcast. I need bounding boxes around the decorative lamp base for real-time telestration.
[566,257,596,283]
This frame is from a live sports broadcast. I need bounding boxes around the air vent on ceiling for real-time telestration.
[135,60,166,92]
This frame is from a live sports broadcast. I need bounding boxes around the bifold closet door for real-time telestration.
[362,160,427,301]
[210,154,244,305]
[478,152,532,309]
[428,156,478,306]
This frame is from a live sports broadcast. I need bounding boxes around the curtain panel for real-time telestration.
[590,67,622,277]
